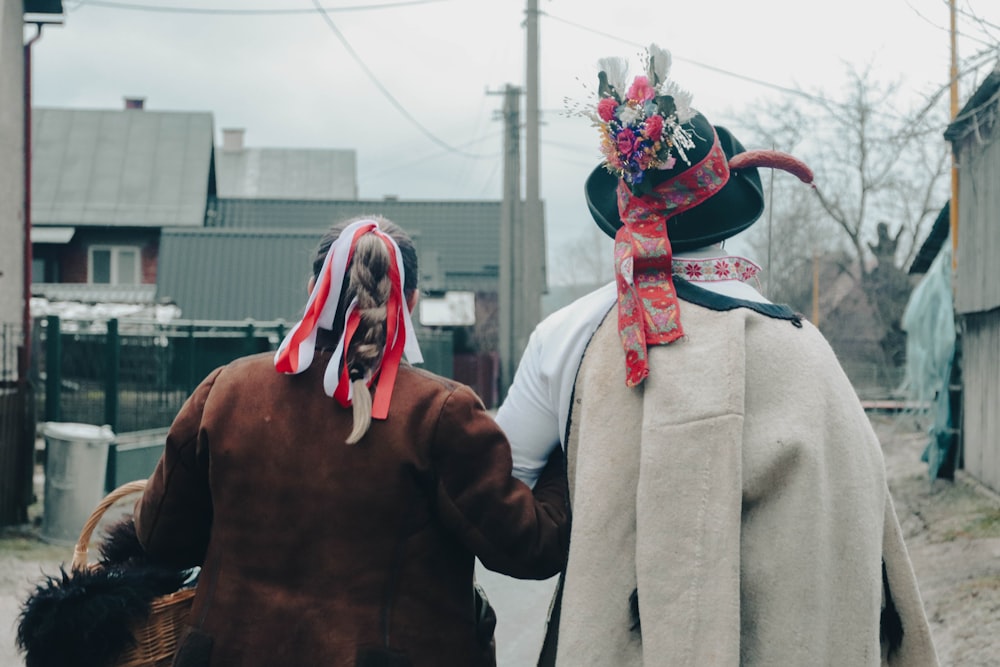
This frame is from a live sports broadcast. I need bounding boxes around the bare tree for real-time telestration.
[737,63,952,388]
[744,64,950,278]
[551,225,615,286]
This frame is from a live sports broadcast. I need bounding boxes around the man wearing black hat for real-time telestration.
[495,46,938,666]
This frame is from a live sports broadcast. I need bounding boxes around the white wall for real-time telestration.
[0,0,25,331]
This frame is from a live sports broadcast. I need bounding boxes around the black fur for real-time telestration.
[881,560,904,657]
[97,516,148,566]
[16,515,192,667]
[628,588,641,633]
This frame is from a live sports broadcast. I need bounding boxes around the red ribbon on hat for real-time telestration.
[614,131,730,387]
[275,219,422,420]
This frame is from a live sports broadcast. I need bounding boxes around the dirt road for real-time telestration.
[876,413,1000,666]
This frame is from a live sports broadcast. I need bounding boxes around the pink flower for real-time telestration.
[616,128,637,157]
[626,76,655,103]
[597,97,618,122]
[644,114,664,140]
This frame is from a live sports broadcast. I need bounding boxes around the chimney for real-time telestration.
[124,97,145,110]
[222,128,246,152]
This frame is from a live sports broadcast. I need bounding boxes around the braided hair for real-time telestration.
[313,216,418,444]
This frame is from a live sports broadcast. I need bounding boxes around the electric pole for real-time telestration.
[496,85,522,398]
[522,0,545,351]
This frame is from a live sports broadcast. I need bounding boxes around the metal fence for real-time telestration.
[35,316,457,434]
[38,316,273,432]
[0,323,34,525]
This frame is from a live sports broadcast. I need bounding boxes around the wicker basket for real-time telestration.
[72,480,196,667]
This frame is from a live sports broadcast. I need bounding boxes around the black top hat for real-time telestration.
[585,112,766,252]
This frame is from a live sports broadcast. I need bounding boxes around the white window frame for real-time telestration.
[88,245,141,285]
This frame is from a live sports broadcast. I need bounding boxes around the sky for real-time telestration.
[24,0,1000,282]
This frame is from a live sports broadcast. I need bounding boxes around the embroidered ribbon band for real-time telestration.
[673,255,761,283]
[614,131,729,387]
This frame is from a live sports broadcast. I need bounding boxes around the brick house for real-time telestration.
[30,104,215,296]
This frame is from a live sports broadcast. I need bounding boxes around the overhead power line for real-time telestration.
[74,0,447,15]
[309,0,488,159]
[360,131,502,182]
[541,12,837,106]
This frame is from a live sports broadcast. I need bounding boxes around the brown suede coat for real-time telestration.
[134,345,569,667]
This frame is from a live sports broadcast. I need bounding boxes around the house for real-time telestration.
[28,110,364,299]
[155,198,505,405]
[214,128,357,200]
[29,103,215,297]
[942,70,1000,493]
[160,196,501,322]
[28,104,507,404]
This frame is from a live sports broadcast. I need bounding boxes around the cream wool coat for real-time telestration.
[543,298,938,666]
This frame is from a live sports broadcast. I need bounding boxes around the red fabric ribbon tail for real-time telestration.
[333,308,362,407]
[370,235,406,420]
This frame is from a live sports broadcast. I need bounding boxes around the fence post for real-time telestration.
[186,323,197,394]
[275,322,285,352]
[244,322,256,357]
[104,318,119,431]
[44,315,61,422]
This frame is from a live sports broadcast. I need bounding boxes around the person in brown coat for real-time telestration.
[134,216,569,667]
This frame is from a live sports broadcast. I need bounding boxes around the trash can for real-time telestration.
[41,422,116,545]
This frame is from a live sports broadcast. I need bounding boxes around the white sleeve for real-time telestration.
[495,282,618,488]
[494,327,560,488]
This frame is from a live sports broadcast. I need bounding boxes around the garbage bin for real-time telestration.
[41,422,116,545]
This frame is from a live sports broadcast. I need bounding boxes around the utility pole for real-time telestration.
[948,0,959,272]
[496,85,522,398]
[490,1,546,399]
[522,0,545,349]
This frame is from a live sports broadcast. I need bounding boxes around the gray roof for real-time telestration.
[31,108,214,227]
[944,70,1000,144]
[215,147,357,200]
[208,198,502,292]
[156,228,317,322]
[158,198,504,322]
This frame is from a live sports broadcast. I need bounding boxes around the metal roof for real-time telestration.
[156,228,317,322]
[944,71,1000,145]
[158,197,504,322]
[215,147,357,200]
[208,198,502,291]
[31,107,214,227]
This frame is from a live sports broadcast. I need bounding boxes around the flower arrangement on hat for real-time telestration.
[592,44,698,195]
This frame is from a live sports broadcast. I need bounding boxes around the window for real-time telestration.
[32,258,46,283]
[88,246,140,285]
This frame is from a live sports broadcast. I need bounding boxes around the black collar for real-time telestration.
[674,276,803,326]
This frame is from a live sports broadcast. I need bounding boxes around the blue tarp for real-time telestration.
[901,242,957,479]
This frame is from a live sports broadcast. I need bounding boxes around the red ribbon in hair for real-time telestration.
[275,219,422,420]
